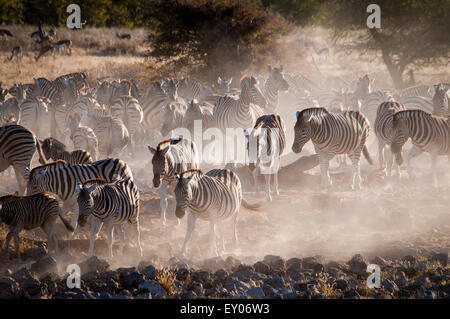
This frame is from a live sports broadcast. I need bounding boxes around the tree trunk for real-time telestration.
[381,50,406,89]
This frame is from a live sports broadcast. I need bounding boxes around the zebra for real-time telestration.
[216,77,233,95]
[140,81,171,137]
[177,77,215,103]
[148,137,200,226]
[400,84,431,98]
[360,90,395,126]
[18,96,50,139]
[0,124,47,194]
[7,46,22,62]
[399,95,434,114]
[292,107,374,190]
[431,83,449,118]
[26,158,134,237]
[111,95,143,150]
[76,178,142,258]
[160,102,187,137]
[67,113,99,161]
[0,192,74,261]
[182,99,215,136]
[173,168,260,257]
[66,95,102,127]
[244,114,286,201]
[0,98,20,125]
[391,110,450,186]
[54,72,88,91]
[87,108,130,158]
[260,65,290,112]
[374,101,407,177]
[0,28,13,38]
[40,137,93,165]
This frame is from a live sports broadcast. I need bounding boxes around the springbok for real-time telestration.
[116,32,132,40]
[35,45,55,61]
[7,46,23,62]
[52,40,72,55]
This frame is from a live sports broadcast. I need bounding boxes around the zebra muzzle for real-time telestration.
[175,207,185,219]
[153,175,161,188]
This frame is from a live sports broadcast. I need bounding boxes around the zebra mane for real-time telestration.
[297,107,329,119]
[180,169,203,179]
[157,139,173,150]
[43,137,67,151]
[394,109,432,120]
[83,178,108,188]
[240,75,258,85]
[0,192,56,203]
[29,160,68,178]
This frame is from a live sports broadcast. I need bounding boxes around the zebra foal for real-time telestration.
[40,137,93,165]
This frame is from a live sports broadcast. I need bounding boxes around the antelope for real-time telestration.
[0,29,14,39]
[52,40,72,55]
[7,46,23,62]
[116,32,132,40]
[35,45,55,61]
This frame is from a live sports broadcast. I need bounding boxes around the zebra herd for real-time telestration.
[0,68,449,262]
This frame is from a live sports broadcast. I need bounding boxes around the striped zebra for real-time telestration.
[360,90,395,126]
[400,84,431,98]
[399,95,434,114]
[374,101,407,177]
[140,82,170,135]
[0,98,20,125]
[40,137,93,165]
[177,77,215,103]
[217,77,233,95]
[18,96,50,139]
[67,95,102,127]
[213,76,266,131]
[87,108,130,158]
[67,113,99,161]
[161,102,187,137]
[182,99,215,135]
[391,110,450,186]
[0,192,74,261]
[76,178,142,258]
[54,72,88,91]
[431,83,449,118]
[26,158,134,237]
[260,65,290,112]
[148,137,200,226]
[244,114,286,201]
[292,107,374,190]
[0,124,47,194]
[111,96,143,149]
[173,168,260,257]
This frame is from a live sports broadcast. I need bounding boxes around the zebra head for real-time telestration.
[390,111,410,165]
[148,138,183,187]
[162,79,179,102]
[95,80,115,107]
[355,75,373,100]
[173,170,199,219]
[182,99,202,134]
[217,77,233,95]
[76,181,98,227]
[243,120,265,171]
[432,83,449,117]
[292,109,318,154]
[240,76,266,108]
[27,166,49,195]
[160,103,185,137]
[267,65,290,91]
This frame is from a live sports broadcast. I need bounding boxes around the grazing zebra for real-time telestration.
[18,96,50,138]
[7,46,22,62]
[76,178,142,258]
[87,108,130,158]
[26,158,134,236]
[40,137,93,165]
[111,96,143,149]
[177,77,215,103]
[260,65,290,112]
[244,114,286,201]
[160,102,187,137]
[173,168,260,257]
[0,98,20,125]
[374,101,407,177]
[431,83,449,118]
[67,113,99,161]
[391,110,450,186]
[217,77,233,95]
[0,192,74,261]
[0,124,47,194]
[213,76,266,131]
[148,137,200,226]
[292,107,374,190]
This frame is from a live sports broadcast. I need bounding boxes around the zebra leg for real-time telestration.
[264,173,272,202]
[218,222,226,254]
[5,229,15,259]
[42,217,58,254]
[377,140,386,174]
[386,147,395,178]
[88,217,103,257]
[181,212,197,257]
[159,181,168,226]
[105,219,115,259]
[14,232,21,262]
[132,220,143,257]
[274,169,280,196]
[118,224,125,256]
[12,166,27,195]
[232,213,239,246]
[405,146,422,179]
[319,154,332,189]
[349,153,362,190]
[208,212,219,257]
[252,168,259,195]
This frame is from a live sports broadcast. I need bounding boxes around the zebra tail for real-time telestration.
[242,198,261,211]
[58,212,75,232]
[362,144,374,165]
[35,137,47,164]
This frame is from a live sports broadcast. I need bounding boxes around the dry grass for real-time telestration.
[315,273,340,298]
[157,267,178,296]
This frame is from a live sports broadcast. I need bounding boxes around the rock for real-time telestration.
[225,256,241,269]
[135,292,152,299]
[88,279,109,294]
[381,279,399,293]
[261,283,278,297]
[335,279,349,291]
[246,287,265,298]
[347,254,369,276]
[214,269,229,281]
[22,247,47,261]
[139,264,158,281]
[0,276,19,298]
[81,271,99,282]
[432,253,448,266]
[253,262,271,275]
[264,276,285,289]
[370,256,388,267]
[344,289,361,299]
[175,268,190,281]
[121,272,145,290]
[403,255,416,264]
[21,277,42,297]
[286,258,302,272]
[79,256,109,274]
[263,255,285,270]
[138,280,167,298]
[186,280,204,296]
[191,270,211,282]
[99,270,120,282]
[312,263,324,274]
[12,268,35,283]
[394,271,408,287]
[302,257,320,270]
[413,276,432,289]
[31,256,58,275]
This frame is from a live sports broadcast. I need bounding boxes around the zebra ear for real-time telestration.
[174,173,180,182]
[227,78,232,85]
[148,146,156,154]
[76,183,83,192]
[218,77,223,84]
[243,129,249,139]
[296,111,300,119]
[171,137,182,145]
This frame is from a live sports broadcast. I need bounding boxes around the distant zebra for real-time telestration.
[140,81,171,137]
[18,96,50,138]
[174,168,260,257]
[0,192,74,261]
[67,113,99,161]
[111,96,143,149]
[244,114,286,201]
[431,83,449,118]
[260,65,290,112]
[360,90,395,126]
[399,95,434,114]
[391,110,450,186]
[160,102,187,137]
[292,107,374,189]
[54,72,88,91]
[216,77,233,95]
[177,77,215,103]
[87,108,130,158]
[27,158,134,236]
[7,46,22,62]
[77,178,142,258]
[0,29,14,38]
[374,101,407,177]
[0,98,20,125]
[0,124,47,194]
[116,32,131,40]
[148,137,200,226]
[400,84,431,98]
[35,45,55,61]
[40,137,93,165]
[182,99,215,135]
